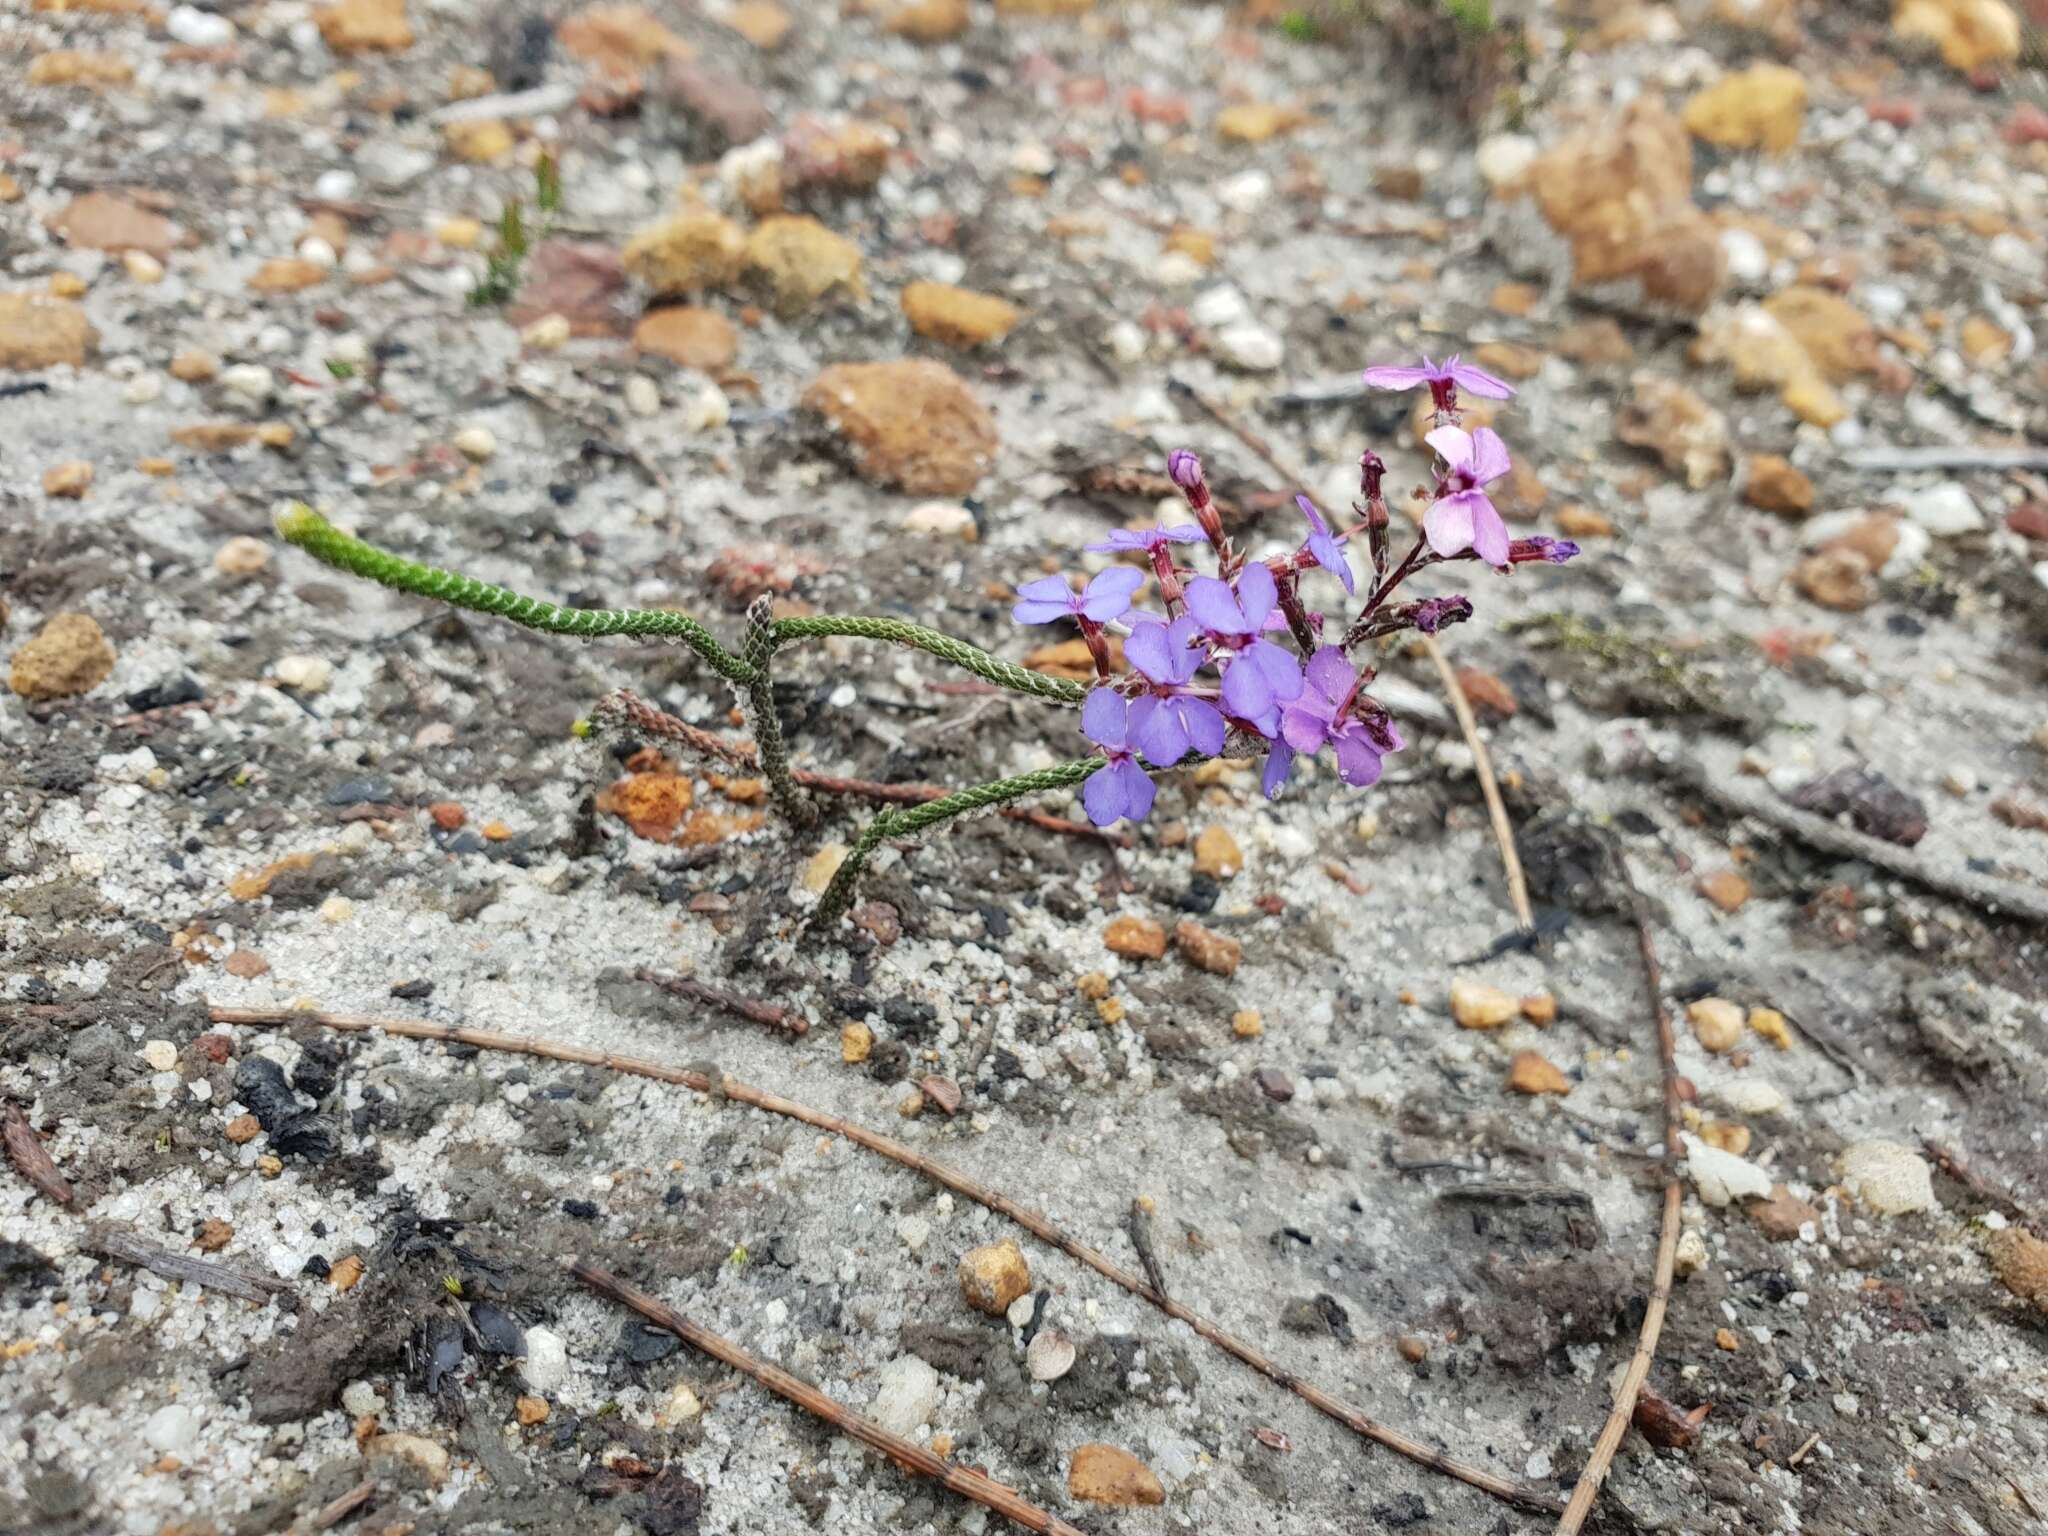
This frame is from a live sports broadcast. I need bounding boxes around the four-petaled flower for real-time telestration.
[1125,615,1227,765]
[1423,425,1513,569]
[1011,566,1144,626]
[1184,565,1303,733]
[1362,353,1516,412]
[1294,495,1354,594]
[1280,648,1405,788]
[1080,688,1158,827]
[1086,524,1207,555]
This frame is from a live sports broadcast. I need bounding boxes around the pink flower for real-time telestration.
[1361,353,1516,412]
[1423,425,1512,568]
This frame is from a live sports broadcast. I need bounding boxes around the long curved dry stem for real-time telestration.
[1420,634,1532,930]
[569,1259,1087,1536]
[1553,848,1684,1533]
[209,1003,1564,1517]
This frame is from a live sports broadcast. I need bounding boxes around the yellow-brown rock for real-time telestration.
[622,211,747,297]
[28,52,135,87]
[1104,915,1167,961]
[802,359,997,495]
[1528,99,1723,313]
[444,118,514,162]
[745,216,864,313]
[885,0,969,42]
[1683,65,1808,153]
[1986,1226,2048,1313]
[10,613,115,701]
[633,306,738,370]
[46,193,178,257]
[315,0,413,54]
[958,1239,1031,1315]
[1450,978,1518,1030]
[42,462,93,499]
[1069,1444,1164,1506]
[902,282,1020,348]
[1892,0,2020,72]
[1763,287,1877,383]
[0,292,97,371]
[1508,1051,1571,1096]
[1743,454,1813,517]
[1192,826,1243,880]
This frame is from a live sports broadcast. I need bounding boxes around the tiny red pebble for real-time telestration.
[192,1034,233,1064]
[1253,893,1285,915]
[2007,503,2048,542]
[1675,1075,1698,1103]
[2004,104,2048,146]
[1865,98,1920,127]
[428,801,466,831]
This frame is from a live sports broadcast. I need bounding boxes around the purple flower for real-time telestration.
[1508,536,1581,566]
[1295,495,1354,594]
[1086,524,1207,555]
[1280,648,1405,787]
[1185,565,1302,732]
[1012,566,1145,626]
[1166,449,1205,492]
[1361,353,1516,409]
[1080,688,1158,826]
[1126,615,1227,764]
[1184,563,1276,638]
[1423,425,1512,569]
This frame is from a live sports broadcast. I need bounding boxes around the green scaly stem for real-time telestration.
[275,505,760,683]
[807,758,1103,933]
[742,597,816,827]
[771,615,1086,706]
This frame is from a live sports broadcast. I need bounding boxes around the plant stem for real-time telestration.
[771,614,1085,705]
[742,597,816,826]
[275,505,759,683]
[808,758,1103,933]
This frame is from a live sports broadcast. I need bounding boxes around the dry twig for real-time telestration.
[569,1259,1088,1536]
[1420,635,1532,929]
[634,971,809,1036]
[210,1004,1562,1516]
[85,1227,291,1304]
[3,1103,74,1205]
[1553,849,1684,1534]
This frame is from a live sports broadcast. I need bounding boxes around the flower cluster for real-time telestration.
[1011,355,1580,828]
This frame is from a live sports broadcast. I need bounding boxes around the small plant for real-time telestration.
[276,354,1576,938]
[468,152,561,310]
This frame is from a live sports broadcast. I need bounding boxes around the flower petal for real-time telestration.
[1423,425,1475,473]
[1108,757,1156,822]
[1180,698,1228,757]
[1332,731,1384,787]
[1081,687,1128,750]
[1082,762,1126,826]
[1220,658,1276,732]
[1295,494,1331,538]
[1361,363,1434,391]
[1135,698,1190,766]
[1185,575,1250,636]
[1125,696,1163,757]
[1423,492,1478,558]
[1124,618,1176,684]
[1303,645,1354,704]
[1235,561,1278,629]
[1309,531,1355,594]
[1280,701,1329,754]
[1466,427,1512,485]
[1448,359,1517,400]
[1078,565,1145,622]
[1470,497,1511,568]
[1012,598,1075,625]
[1261,740,1295,799]
[1245,639,1303,702]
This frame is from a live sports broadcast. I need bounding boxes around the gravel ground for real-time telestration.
[5,1,2048,1534]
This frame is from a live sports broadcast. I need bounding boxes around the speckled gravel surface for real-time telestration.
[5,2,2048,1534]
